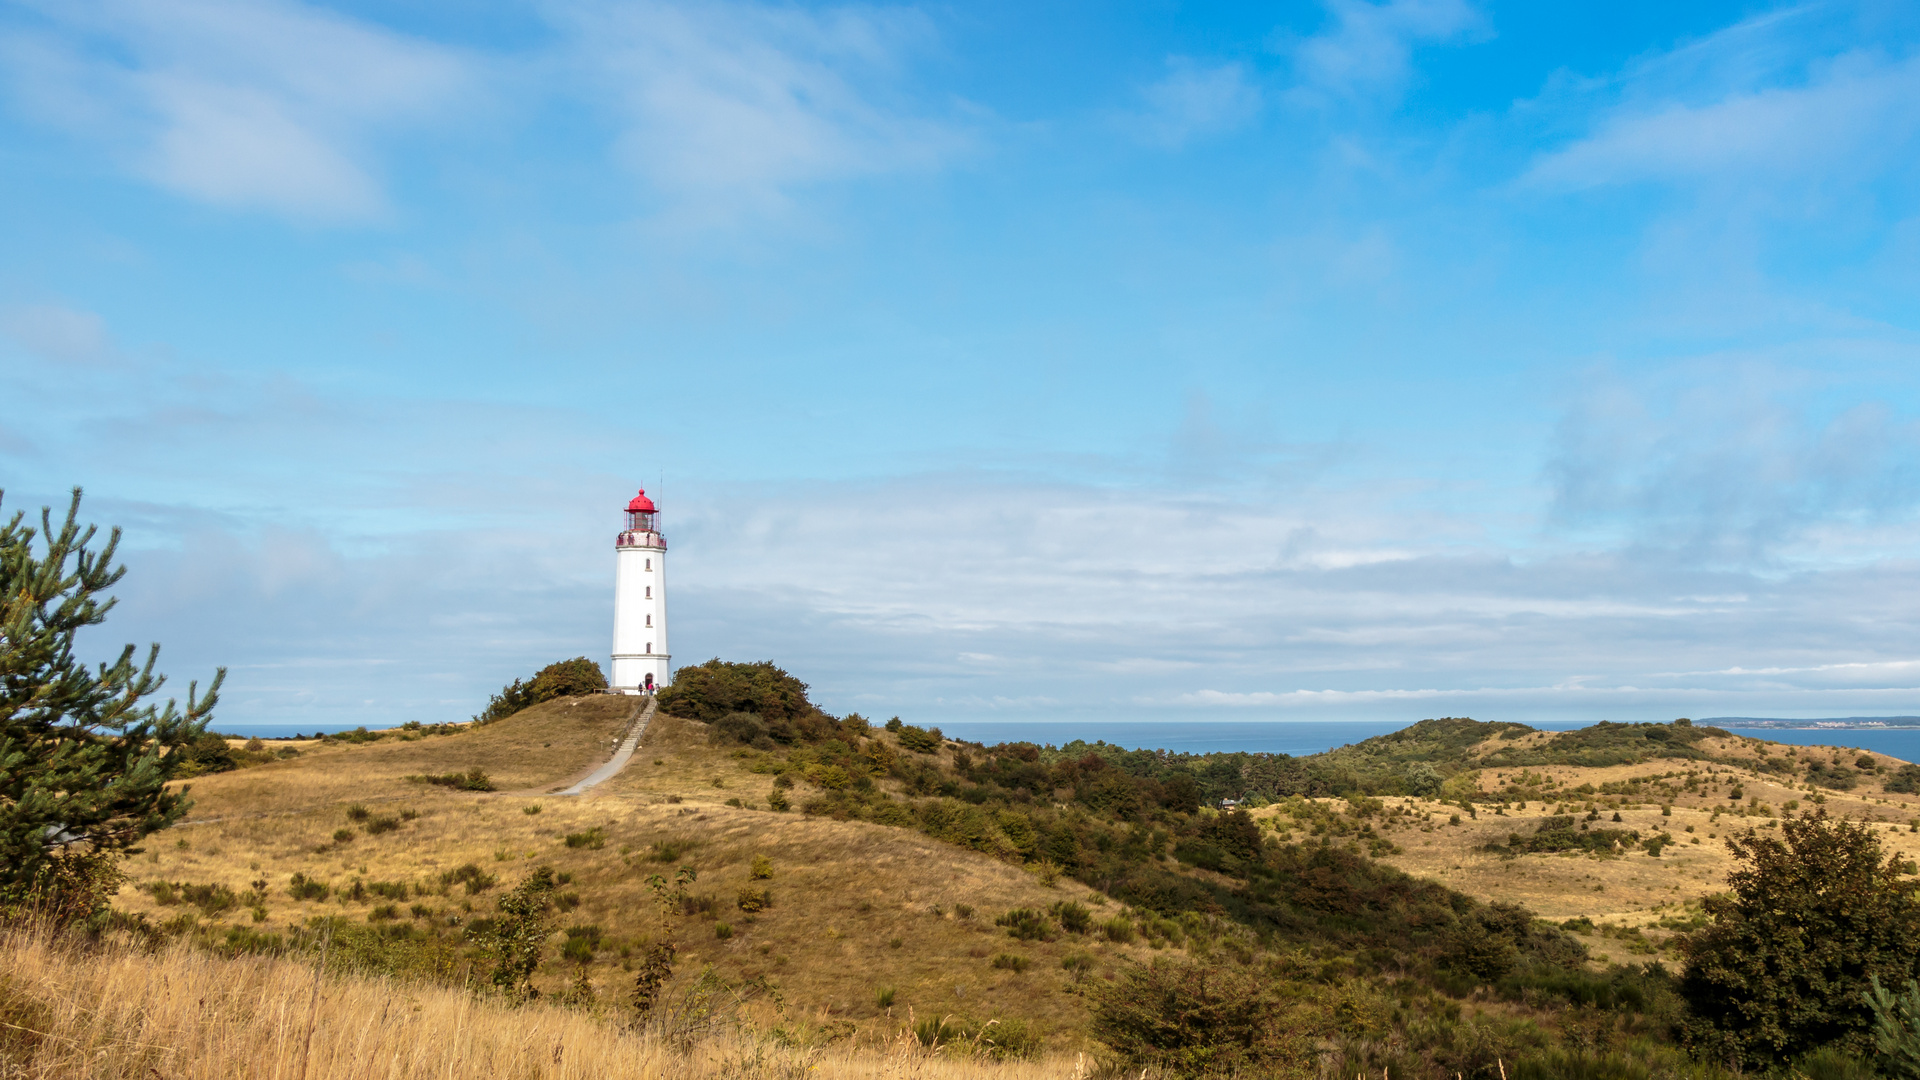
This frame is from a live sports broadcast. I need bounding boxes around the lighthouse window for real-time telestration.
[646,642,652,653]
[645,586,651,598]
[645,614,652,627]
[645,559,651,571]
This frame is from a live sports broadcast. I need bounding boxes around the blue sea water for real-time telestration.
[217,715,1920,764]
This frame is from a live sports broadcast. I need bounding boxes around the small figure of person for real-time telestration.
[643,673,655,696]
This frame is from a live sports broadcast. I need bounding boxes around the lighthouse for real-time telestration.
[611,488,670,693]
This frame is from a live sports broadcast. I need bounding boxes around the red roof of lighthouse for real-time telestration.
[626,488,657,513]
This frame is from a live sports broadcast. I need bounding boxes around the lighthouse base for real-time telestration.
[612,654,672,694]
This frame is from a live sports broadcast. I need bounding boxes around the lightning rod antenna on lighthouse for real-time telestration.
[611,487,670,694]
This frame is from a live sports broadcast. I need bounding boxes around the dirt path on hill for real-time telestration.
[520,696,655,797]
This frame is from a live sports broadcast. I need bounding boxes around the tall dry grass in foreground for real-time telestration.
[0,929,1090,1080]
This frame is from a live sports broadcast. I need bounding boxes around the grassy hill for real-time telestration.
[63,698,1920,1079]
[119,698,1136,1053]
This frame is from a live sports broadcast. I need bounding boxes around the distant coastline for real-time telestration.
[1704,716,1920,730]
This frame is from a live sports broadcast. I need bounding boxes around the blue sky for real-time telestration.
[4,0,1920,730]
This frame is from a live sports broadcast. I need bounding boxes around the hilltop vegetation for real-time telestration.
[12,642,1920,1077]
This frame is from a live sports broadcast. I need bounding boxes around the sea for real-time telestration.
[217,716,1920,763]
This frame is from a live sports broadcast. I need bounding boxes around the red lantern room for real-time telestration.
[625,489,658,532]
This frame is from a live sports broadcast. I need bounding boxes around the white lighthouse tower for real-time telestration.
[611,488,670,693]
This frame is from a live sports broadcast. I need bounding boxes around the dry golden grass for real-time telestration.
[117,703,1920,1053]
[0,927,1095,1079]
[124,704,1158,1051]
[187,695,641,818]
[1249,733,1920,962]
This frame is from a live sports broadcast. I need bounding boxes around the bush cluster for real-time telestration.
[406,768,494,792]
[473,658,609,725]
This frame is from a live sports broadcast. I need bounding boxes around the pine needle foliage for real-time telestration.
[1867,976,1920,1079]
[0,488,223,917]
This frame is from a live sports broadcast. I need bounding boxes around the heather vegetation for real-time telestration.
[650,659,1920,1078]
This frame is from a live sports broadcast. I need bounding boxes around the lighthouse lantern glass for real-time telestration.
[627,509,656,532]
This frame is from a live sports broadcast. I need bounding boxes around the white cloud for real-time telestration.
[10,309,1920,730]
[1,303,113,364]
[1290,0,1484,101]
[1,0,477,220]
[1524,50,1920,191]
[1129,58,1262,148]
[1545,364,1920,559]
[548,0,968,224]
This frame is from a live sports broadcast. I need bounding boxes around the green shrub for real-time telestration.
[875,986,896,1008]
[991,953,1030,972]
[914,1016,962,1048]
[473,658,608,725]
[1089,958,1313,1077]
[368,904,398,922]
[737,888,772,913]
[1051,900,1092,934]
[657,659,815,725]
[767,790,791,812]
[345,804,371,822]
[367,881,409,901]
[149,882,237,916]
[971,1018,1042,1061]
[1099,916,1136,944]
[750,855,774,880]
[1680,810,1920,1068]
[645,840,690,862]
[406,768,494,791]
[473,865,558,1001]
[1511,1050,1658,1079]
[364,815,401,835]
[1793,1046,1878,1080]
[896,724,943,754]
[1888,765,1920,795]
[331,829,355,844]
[564,828,606,850]
[439,864,497,895]
[995,907,1055,941]
[714,923,734,940]
[287,873,330,901]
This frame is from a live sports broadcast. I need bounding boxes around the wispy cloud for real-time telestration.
[1545,364,1920,560]
[1518,5,1920,196]
[1127,58,1262,148]
[0,302,114,365]
[0,0,476,221]
[549,0,969,225]
[1288,0,1484,102]
[1524,51,1920,192]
